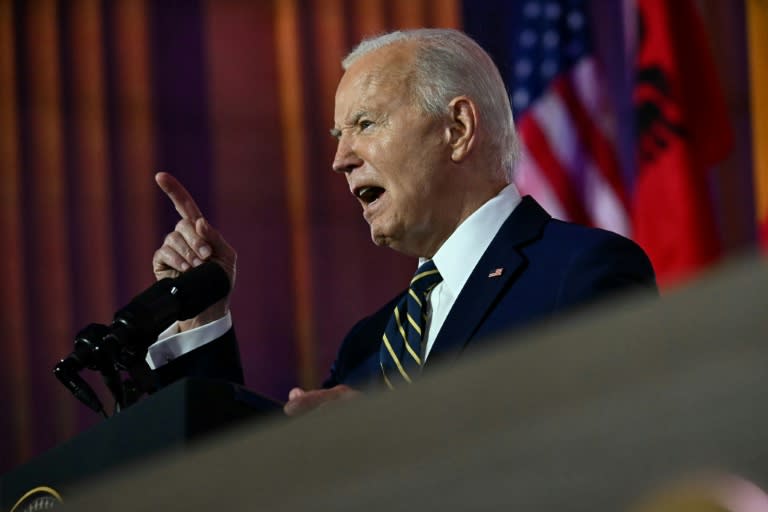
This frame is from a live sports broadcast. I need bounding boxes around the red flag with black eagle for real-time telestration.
[633,0,733,286]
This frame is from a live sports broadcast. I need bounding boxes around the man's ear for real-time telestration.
[445,96,477,163]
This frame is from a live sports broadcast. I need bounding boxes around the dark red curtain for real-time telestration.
[0,0,459,472]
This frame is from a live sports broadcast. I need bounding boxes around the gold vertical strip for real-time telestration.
[311,0,347,384]
[315,0,346,59]
[70,0,114,320]
[355,0,386,40]
[392,0,426,28]
[26,0,75,440]
[113,0,156,286]
[429,0,460,28]
[275,0,316,387]
[0,0,32,464]
[314,0,345,138]
[748,0,768,243]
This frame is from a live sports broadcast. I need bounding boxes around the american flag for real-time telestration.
[487,0,631,236]
[465,0,732,286]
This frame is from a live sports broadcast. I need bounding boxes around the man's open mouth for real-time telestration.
[355,186,385,205]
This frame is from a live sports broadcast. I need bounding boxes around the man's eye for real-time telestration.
[359,120,373,130]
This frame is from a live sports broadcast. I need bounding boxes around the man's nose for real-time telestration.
[332,138,363,174]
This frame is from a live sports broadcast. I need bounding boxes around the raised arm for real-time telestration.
[152,172,237,331]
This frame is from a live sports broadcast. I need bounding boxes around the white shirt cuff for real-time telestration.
[145,312,233,369]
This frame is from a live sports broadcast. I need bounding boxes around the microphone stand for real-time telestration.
[54,262,230,416]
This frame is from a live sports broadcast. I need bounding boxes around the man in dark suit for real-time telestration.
[149,29,656,415]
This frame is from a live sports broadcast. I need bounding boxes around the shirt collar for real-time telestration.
[420,183,522,298]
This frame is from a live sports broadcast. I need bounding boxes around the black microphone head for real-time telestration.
[53,359,104,414]
[171,261,231,319]
[100,261,231,362]
[111,261,229,340]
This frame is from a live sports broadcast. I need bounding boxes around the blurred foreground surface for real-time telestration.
[49,254,768,511]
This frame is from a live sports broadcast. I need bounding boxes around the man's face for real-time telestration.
[332,44,459,258]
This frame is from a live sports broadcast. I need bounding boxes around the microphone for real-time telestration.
[107,261,231,365]
[54,261,230,413]
[53,353,106,416]
[53,324,115,415]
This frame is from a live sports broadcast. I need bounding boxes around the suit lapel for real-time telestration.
[425,196,551,366]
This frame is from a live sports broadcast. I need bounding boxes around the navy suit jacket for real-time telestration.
[322,196,656,389]
[157,196,656,390]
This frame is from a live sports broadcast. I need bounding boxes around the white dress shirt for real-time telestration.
[146,310,233,369]
[420,182,521,359]
[146,183,522,369]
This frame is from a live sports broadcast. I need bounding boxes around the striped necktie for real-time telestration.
[380,260,443,389]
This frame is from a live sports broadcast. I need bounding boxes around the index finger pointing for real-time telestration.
[155,172,204,221]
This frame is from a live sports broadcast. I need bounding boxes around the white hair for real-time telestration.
[343,28,519,181]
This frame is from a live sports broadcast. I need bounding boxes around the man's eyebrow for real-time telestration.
[329,110,369,139]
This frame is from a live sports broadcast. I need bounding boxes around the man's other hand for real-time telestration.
[152,172,237,331]
[283,385,361,416]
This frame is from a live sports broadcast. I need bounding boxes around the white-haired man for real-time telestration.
[149,29,656,415]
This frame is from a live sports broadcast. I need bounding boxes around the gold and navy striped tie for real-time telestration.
[380,260,443,389]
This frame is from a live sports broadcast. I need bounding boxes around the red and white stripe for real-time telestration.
[513,57,631,237]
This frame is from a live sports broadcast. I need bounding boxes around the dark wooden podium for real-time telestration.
[0,378,281,511]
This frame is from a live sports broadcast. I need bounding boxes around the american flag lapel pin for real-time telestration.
[488,267,504,278]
